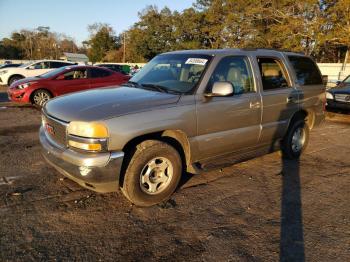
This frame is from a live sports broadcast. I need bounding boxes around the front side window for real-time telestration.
[62,69,87,80]
[130,54,212,94]
[258,57,289,91]
[33,61,50,69]
[288,56,323,85]
[210,56,255,94]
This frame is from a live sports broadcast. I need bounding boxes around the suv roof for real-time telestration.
[163,48,305,57]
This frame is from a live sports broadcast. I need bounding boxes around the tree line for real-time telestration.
[1,0,349,63]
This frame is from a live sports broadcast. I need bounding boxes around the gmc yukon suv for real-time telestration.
[40,49,325,206]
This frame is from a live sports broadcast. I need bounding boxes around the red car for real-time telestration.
[7,65,130,106]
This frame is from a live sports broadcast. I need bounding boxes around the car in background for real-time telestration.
[326,75,350,111]
[7,65,130,106]
[0,63,22,70]
[0,60,75,86]
[94,63,129,75]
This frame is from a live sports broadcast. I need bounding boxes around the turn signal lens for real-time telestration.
[68,140,102,151]
[67,121,108,138]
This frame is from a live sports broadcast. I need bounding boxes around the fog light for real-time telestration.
[79,166,91,176]
[68,140,102,151]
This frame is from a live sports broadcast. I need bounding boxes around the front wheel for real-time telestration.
[32,89,52,107]
[121,140,182,207]
[8,75,24,86]
[282,119,309,159]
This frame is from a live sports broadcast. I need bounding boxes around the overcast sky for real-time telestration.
[0,0,192,45]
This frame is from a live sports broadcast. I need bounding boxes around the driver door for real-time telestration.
[26,61,51,77]
[53,68,90,95]
[195,56,262,160]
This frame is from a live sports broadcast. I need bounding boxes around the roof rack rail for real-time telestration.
[239,48,304,54]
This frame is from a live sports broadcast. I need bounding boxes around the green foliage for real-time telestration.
[85,23,120,63]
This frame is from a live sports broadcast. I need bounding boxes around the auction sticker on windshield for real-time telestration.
[185,58,208,66]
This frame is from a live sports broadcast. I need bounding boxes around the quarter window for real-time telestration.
[211,56,255,94]
[257,58,289,90]
[288,56,323,85]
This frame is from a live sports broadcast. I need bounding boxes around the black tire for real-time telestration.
[121,140,182,207]
[8,75,24,86]
[282,118,309,159]
[31,89,52,107]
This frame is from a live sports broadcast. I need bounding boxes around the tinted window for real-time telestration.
[210,56,255,94]
[62,69,87,80]
[33,61,50,69]
[50,62,72,68]
[90,68,112,78]
[288,56,323,85]
[258,57,289,90]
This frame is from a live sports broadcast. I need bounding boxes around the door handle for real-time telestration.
[249,101,261,109]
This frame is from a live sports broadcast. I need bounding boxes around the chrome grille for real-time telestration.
[42,113,68,147]
[335,94,350,103]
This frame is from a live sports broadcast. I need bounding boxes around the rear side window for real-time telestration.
[90,68,112,78]
[50,62,73,68]
[288,56,323,85]
[257,57,289,91]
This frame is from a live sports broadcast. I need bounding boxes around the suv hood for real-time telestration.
[329,86,350,94]
[44,86,181,122]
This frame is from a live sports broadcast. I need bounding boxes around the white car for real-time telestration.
[0,60,75,86]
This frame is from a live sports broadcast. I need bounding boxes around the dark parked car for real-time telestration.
[7,65,130,106]
[0,63,22,69]
[95,63,129,75]
[326,75,350,111]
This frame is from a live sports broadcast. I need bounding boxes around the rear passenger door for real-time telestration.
[255,56,300,146]
[195,56,262,160]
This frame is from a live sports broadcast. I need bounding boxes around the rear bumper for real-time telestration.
[39,127,124,193]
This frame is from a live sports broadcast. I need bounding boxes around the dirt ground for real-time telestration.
[0,93,349,261]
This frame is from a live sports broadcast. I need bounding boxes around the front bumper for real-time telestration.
[39,127,124,193]
[7,88,28,103]
[326,99,350,111]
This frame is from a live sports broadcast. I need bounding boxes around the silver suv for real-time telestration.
[40,49,325,206]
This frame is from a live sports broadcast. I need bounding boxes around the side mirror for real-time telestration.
[322,75,328,86]
[336,80,341,85]
[56,75,65,80]
[204,81,234,97]
[27,65,35,70]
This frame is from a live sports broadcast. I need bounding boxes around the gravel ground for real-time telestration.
[0,95,349,261]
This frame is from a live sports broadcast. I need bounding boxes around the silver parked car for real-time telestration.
[40,49,325,206]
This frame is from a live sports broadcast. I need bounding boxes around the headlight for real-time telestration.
[67,121,108,138]
[67,121,108,152]
[17,82,33,89]
[0,70,8,75]
[326,92,334,100]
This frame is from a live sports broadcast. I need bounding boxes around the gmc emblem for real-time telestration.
[45,123,55,135]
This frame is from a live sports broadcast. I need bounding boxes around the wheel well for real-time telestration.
[7,74,25,85]
[119,130,191,186]
[290,109,315,129]
[29,88,53,104]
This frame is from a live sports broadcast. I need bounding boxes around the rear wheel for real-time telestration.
[32,89,52,107]
[282,118,309,159]
[8,75,24,86]
[121,140,182,207]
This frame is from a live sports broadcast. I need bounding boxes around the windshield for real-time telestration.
[38,66,72,78]
[130,54,212,94]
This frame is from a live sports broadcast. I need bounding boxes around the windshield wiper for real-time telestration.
[140,83,170,93]
[122,81,142,88]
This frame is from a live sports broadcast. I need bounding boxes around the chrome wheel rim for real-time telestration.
[33,92,50,106]
[140,157,173,195]
[291,127,305,153]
